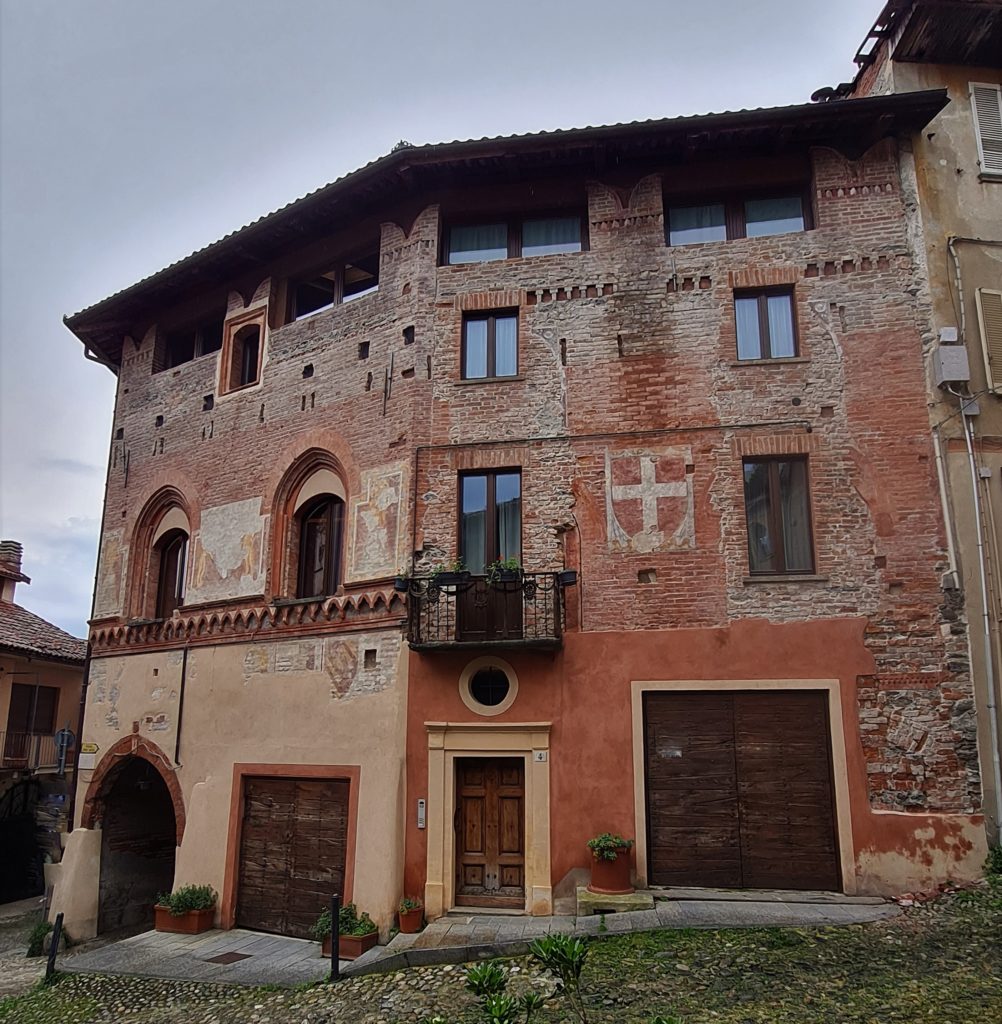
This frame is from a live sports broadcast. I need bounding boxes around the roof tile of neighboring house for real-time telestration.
[0,601,87,664]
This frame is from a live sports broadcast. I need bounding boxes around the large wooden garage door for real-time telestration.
[644,691,840,891]
[237,777,349,938]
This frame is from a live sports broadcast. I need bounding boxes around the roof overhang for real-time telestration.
[64,89,950,370]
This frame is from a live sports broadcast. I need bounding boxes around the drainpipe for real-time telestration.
[931,425,960,587]
[953,389,1002,838]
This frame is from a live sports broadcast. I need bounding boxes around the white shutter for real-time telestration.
[970,83,1002,176]
[977,289,1002,393]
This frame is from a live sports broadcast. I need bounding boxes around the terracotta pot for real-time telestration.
[322,930,378,960]
[154,905,215,934]
[398,907,423,933]
[587,853,634,895]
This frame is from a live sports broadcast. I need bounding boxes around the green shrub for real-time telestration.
[310,902,377,940]
[466,960,508,998]
[26,921,52,958]
[156,884,217,916]
[586,832,634,861]
[986,844,1002,876]
[399,896,423,913]
[529,933,590,1022]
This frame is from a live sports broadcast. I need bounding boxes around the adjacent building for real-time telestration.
[53,72,988,938]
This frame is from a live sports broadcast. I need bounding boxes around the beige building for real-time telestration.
[828,0,1002,840]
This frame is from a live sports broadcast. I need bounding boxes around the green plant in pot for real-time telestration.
[586,833,635,895]
[398,895,424,933]
[431,558,469,587]
[311,902,378,959]
[485,556,522,586]
[154,884,217,934]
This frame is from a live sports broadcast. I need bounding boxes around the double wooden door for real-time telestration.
[644,691,841,891]
[455,758,525,908]
[237,777,349,938]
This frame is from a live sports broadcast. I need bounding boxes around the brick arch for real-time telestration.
[81,734,185,845]
[127,485,195,619]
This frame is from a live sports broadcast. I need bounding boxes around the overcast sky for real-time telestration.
[0,0,880,636]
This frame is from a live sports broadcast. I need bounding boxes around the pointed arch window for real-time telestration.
[155,529,188,618]
[297,495,345,599]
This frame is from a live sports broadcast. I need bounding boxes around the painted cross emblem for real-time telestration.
[606,448,694,553]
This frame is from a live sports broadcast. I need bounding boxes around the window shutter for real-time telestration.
[977,289,1002,393]
[971,83,1002,176]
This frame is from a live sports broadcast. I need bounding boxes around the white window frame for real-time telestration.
[970,82,1002,179]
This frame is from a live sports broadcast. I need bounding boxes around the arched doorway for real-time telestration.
[97,756,177,934]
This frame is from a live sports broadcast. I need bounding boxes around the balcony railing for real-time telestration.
[0,732,62,772]
[404,571,568,650]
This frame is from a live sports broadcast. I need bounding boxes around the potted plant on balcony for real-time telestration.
[586,833,635,895]
[431,558,469,587]
[154,884,217,934]
[398,895,424,933]
[485,557,522,586]
[311,902,378,959]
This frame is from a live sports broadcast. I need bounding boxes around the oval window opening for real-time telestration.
[469,668,510,708]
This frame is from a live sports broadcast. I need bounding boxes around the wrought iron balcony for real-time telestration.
[403,571,572,650]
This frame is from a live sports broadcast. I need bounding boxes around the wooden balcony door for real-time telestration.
[456,579,524,642]
[455,758,525,908]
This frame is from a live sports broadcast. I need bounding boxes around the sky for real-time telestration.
[0,0,880,637]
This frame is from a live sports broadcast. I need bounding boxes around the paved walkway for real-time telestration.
[61,927,345,986]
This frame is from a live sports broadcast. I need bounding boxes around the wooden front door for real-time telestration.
[455,758,525,908]
[644,691,841,891]
[237,777,349,938]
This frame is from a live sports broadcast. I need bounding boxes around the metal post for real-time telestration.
[45,912,63,983]
[329,894,340,982]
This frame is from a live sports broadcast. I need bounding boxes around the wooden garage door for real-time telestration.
[644,691,840,891]
[237,777,349,938]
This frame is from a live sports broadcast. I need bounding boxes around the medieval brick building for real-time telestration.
[53,82,986,939]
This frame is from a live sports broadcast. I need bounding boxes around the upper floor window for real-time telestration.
[734,288,797,360]
[155,529,188,618]
[462,311,518,380]
[460,471,521,575]
[297,495,345,599]
[154,312,225,373]
[6,683,58,736]
[289,253,379,321]
[743,457,814,575]
[445,214,585,265]
[667,194,807,245]
[219,308,267,394]
[971,82,1002,178]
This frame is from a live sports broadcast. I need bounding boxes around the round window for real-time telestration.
[469,668,510,707]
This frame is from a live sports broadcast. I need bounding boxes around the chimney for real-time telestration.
[0,540,30,603]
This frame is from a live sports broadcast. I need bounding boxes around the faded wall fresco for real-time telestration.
[605,447,695,553]
[347,461,409,581]
[93,529,127,619]
[187,498,267,604]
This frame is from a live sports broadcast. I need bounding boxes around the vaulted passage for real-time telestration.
[98,757,177,934]
[644,690,840,891]
[237,777,349,938]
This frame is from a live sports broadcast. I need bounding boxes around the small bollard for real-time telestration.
[329,894,340,982]
[45,912,64,983]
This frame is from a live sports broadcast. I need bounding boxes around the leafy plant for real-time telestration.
[586,832,634,862]
[399,895,423,913]
[485,557,521,585]
[465,961,547,1022]
[26,920,52,958]
[649,1016,683,1024]
[986,844,1002,876]
[466,960,508,998]
[156,884,217,916]
[530,933,590,1022]
[310,902,377,940]
[482,993,521,1024]
[431,558,467,576]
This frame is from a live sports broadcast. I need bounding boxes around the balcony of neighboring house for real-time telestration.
[401,569,575,651]
[0,730,62,773]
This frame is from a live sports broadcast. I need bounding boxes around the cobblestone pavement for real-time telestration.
[0,897,46,999]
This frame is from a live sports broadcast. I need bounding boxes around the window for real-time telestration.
[462,311,518,380]
[734,289,797,360]
[743,457,814,575]
[154,313,224,372]
[6,683,58,735]
[289,252,379,320]
[297,495,345,599]
[970,83,1002,178]
[460,471,521,575]
[667,194,807,245]
[155,529,188,618]
[445,214,585,264]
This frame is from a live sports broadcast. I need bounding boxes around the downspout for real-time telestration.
[931,425,960,586]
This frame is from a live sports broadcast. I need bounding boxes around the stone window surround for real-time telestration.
[458,656,519,717]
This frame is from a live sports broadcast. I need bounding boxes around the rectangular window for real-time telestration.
[460,471,521,575]
[970,82,1002,178]
[734,289,797,360]
[743,457,814,575]
[445,214,585,264]
[157,312,225,372]
[667,193,808,245]
[6,683,59,735]
[462,311,518,379]
[289,251,380,321]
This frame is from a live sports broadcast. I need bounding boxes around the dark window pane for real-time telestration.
[495,316,517,377]
[669,204,727,245]
[343,254,379,301]
[745,196,804,237]
[464,319,488,379]
[156,531,188,618]
[297,496,344,598]
[522,217,581,256]
[199,318,224,355]
[767,294,796,357]
[735,297,763,359]
[469,668,510,706]
[744,459,813,574]
[778,461,813,571]
[32,687,58,734]
[461,475,488,574]
[6,684,33,732]
[495,473,521,563]
[294,275,337,319]
[448,223,507,264]
[238,327,260,386]
[744,462,776,573]
[165,329,196,368]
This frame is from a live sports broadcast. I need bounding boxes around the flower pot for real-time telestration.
[154,905,215,934]
[557,569,578,587]
[322,930,378,960]
[393,576,410,593]
[588,853,634,895]
[433,571,470,587]
[398,907,423,933]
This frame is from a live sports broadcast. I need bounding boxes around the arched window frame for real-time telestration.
[128,489,193,621]
[296,494,345,599]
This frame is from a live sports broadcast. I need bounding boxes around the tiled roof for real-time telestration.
[0,601,87,664]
